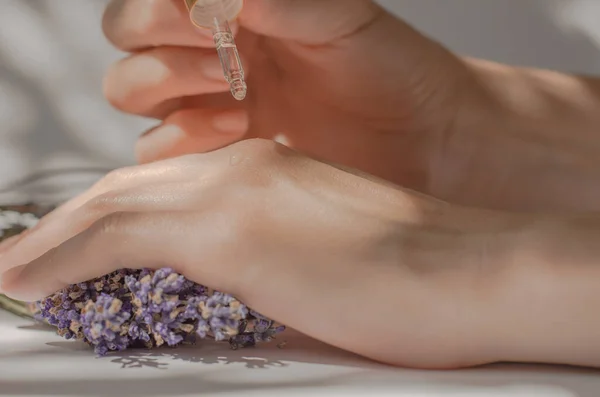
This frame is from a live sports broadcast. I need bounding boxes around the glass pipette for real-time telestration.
[184,0,247,101]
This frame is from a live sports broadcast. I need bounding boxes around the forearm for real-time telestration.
[489,212,600,367]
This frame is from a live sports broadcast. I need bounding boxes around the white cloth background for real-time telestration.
[0,0,599,205]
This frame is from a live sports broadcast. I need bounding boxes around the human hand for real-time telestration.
[102,0,474,190]
[102,0,600,213]
[0,139,510,368]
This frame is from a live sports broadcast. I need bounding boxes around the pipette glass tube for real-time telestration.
[185,0,247,101]
[212,19,247,100]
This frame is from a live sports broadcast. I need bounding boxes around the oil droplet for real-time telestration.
[229,154,243,166]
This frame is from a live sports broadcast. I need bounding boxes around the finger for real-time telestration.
[102,0,223,51]
[1,212,239,301]
[135,108,248,163]
[0,178,214,278]
[0,234,23,292]
[104,46,242,118]
[41,159,188,224]
[145,91,242,121]
[0,234,24,256]
[103,0,382,49]
[0,212,196,302]
[0,160,188,273]
[239,0,383,44]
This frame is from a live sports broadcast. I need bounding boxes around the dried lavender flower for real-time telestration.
[34,267,285,355]
[0,208,39,238]
[0,208,285,355]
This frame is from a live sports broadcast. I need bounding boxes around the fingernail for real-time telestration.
[212,110,249,134]
[200,56,226,81]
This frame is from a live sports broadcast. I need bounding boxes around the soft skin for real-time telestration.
[1,140,507,368]
[2,0,600,370]
[2,140,600,369]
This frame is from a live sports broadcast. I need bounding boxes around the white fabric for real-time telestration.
[1,310,599,397]
[0,0,599,205]
[0,0,152,205]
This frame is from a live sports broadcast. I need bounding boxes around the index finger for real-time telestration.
[102,0,219,51]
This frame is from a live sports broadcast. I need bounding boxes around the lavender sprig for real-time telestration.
[33,267,285,355]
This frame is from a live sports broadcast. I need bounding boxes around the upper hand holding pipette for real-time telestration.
[102,0,600,211]
[101,0,473,195]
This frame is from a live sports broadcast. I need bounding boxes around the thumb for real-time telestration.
[238,0,383,44]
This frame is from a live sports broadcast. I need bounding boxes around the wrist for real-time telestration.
[463,56,600,152]
[369,205,542,368]
[488,213,600,367]
[433,57,600,211]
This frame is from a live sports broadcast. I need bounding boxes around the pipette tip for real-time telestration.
[230,79,247,101]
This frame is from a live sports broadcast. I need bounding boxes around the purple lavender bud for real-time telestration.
[79,294,131,353]
[196,320,210,338]
[33,266,284,356]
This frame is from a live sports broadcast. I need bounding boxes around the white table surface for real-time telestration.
[1,310,599,397]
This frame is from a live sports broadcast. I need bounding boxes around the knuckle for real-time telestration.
[230,138,282,159]
[225,139,283,170]
[219,139,293,186]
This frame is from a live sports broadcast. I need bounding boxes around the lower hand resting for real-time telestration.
[1,139,599,369]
